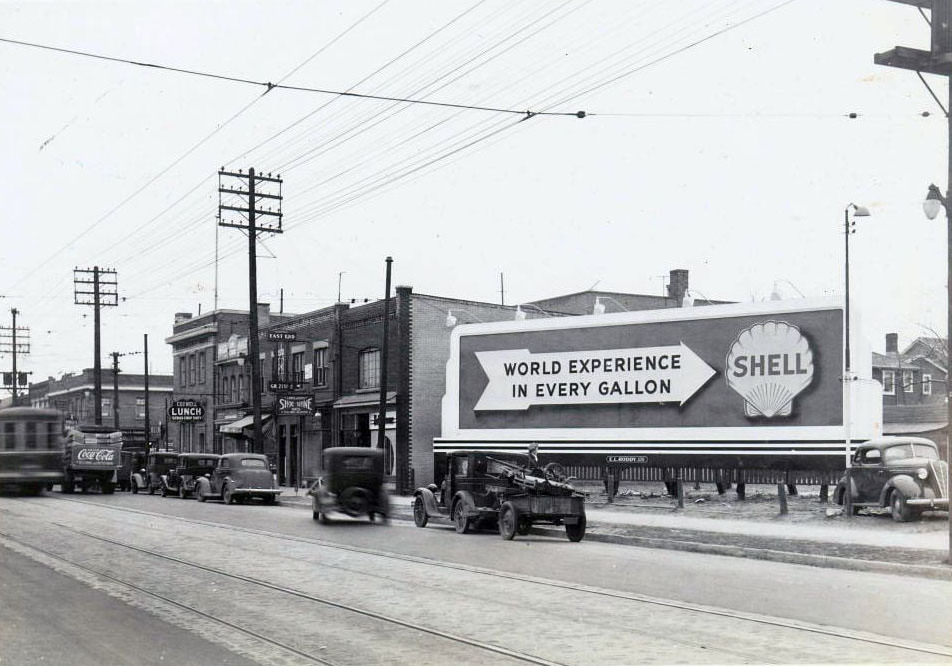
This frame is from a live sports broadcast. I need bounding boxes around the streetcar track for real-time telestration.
[0,530,337,666]
[11,495,952,659]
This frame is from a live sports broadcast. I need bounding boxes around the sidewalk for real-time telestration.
[275,485,952,580]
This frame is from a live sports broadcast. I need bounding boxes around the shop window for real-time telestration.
[881,371,895,395]
[903,370,914,393]
[314,348,327,387]
[923,374,932,396]
[358,348,380,390]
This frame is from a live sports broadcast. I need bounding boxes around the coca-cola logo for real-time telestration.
[76,448,116,462]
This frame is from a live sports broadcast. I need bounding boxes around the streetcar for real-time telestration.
[0,406,65,494]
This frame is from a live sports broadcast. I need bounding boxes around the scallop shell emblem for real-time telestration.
[725,321,814,418]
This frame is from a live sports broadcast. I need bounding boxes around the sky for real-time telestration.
[0,0,946,382]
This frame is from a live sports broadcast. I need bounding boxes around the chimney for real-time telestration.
[885,333,899,354]
[174,312,192,325]
[667,269,689,306]
[257,302,271,328]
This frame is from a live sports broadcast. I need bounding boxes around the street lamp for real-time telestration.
[445,310,483,327]
[921,182,952,560]
[592,296,630,315]
[843,203,870,520]
[515,304,553,320]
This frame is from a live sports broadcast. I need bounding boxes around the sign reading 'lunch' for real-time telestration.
[474,344,716,411]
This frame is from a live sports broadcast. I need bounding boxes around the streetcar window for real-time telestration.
[2,422,13,450]
[25,422,37,450]
[46,422,60,449]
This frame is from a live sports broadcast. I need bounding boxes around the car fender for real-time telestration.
[132,472,145,488]
[452,490,477,517]
[879,475,922,506]
[833,476,854,504]
[415,487,440,516]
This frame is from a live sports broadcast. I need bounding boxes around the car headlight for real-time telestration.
[916,468,928,480]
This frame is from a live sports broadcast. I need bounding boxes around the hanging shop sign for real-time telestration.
[269,380,303,392]
[278,395,313,415]
[168,399,205,422]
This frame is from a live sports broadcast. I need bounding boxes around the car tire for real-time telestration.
[453,500,471,534]
[413,496,428,528]
[498,501,518,540]
[890,490,915,522]
[565,513,586,542]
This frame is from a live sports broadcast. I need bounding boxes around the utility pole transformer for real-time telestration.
[218,168,283,455]
[875,0,952,562]
[74,267,118,425]
[0,308,30,403]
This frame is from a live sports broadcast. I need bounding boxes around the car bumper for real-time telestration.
[906,497,949,509]
[232,488,281,495]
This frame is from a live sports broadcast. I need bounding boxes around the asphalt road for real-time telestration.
[1,490,950,665]
[0,541,259,666]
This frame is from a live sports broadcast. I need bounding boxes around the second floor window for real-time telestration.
[198,352,207,384]
[179,357,186,387]
[358,348,380,390]
[291,351,305,382]
[882,370,895,395]
[102,398,112,418]
[188,355,196,385]
[902,370,914,393]
[314,348,327,387]
[136,397,146,419]
[923,374,932,396]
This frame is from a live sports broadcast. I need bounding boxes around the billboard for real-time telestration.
[438,299,881,469]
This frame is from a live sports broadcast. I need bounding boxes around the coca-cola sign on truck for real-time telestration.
[72,447,118,466]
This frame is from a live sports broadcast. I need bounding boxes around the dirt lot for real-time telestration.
[576,481,949,532]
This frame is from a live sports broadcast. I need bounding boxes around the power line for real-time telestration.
[0,34,586,118]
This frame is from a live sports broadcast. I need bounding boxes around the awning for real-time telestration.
[220,413,271,435]
[333,391,396,410]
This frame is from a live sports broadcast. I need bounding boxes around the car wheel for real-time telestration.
[565,513,586,542]
[453,500,471,534]
[413,495,428,528]
[498,501,518,540]
[223,484,234,505]
[890,490,915,522]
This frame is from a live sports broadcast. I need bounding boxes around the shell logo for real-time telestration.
[725,321,814,418]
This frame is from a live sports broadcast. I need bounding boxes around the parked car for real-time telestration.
[195,453,280,504]
[309,447,389,523]
[413,450,587,541]
[132,451,178,495]
[163,453,220,499]
[835,436,949,521]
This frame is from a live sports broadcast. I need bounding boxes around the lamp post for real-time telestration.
[843,203,870,520]
[922,183,952,560]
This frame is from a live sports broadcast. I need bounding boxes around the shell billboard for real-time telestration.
[437,299,882,469]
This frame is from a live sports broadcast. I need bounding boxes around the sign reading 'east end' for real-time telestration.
[474,344,715,411]
[168,399,205,422]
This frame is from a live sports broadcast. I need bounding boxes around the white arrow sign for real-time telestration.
[474,343,716,411]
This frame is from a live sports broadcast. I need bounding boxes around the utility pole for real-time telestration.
[144,334,150,456]
[74,267,118,425]
[111,352,120,430]
[499,272,505,306]
[376,257,393,487]
[0,309,30,403]
[219,167,283,455]
[875,0,952,562]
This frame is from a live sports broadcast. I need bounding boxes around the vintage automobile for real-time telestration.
[117,450,145,492]
[195,453,281,504]
[163,453,221,499]
[413,450,587,541]
[309,447,389,523]
[131,450,178,495]
[835,436,949,521]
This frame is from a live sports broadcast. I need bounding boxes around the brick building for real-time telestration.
[29,368,173,447]
[164,304,296,455]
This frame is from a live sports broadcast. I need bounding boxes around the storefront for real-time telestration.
[333,391,396,478]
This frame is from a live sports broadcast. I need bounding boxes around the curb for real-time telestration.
[279,497,951,580]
